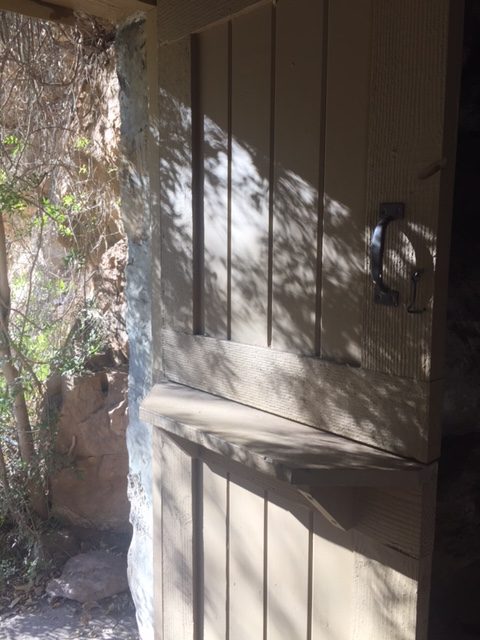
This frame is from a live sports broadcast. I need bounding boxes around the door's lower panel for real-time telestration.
[148,392,436,640]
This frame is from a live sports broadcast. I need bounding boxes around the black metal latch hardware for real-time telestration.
[407,270,427,314]
[371,202,405,306]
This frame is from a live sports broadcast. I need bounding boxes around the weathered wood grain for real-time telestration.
[148,3,462,640]
[300,486,353,531]
[158,421,435,562]
[311,511,355,639]
[198,24,230,339]
[430,0,465,380]
[140,382,435,486]
[321,0,371,364]
[160,329,440,462]
[203,463,228,640]
[157,0,266,43]
[229,477,265,640]
[160,432,195,640]
[0,0,74,22]
[352,534,429,640]
[271,0,324,354]
[230,5,271,346]
[145,15,164,380]
[158,38,194,332]
[183,436,356,533]
[362,0,455,382]
[151,413,436,640]
[352,474,436,639]
[0,0,154,24]
[266,494,310,640]
[354,469,437,559]
[152,428,163,640]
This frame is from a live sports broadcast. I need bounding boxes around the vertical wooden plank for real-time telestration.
[203,463,228,640]
[153,428,164,640]
[229,477,265,640]
[429,0,464,381]
[230,5,272,346]
[352,535,421,640]
[271,0,325,354]
[191,35,205,335]
[311,511,355,640]
[320,0,371,365]
[145,12,163,379]
[362,0,453,380]
[413,474,437,640]
[161,433,195,640]
[354,472,437,559]
[159,37,194,333]
[199,24,230,339]
[267,496,310,640]
[352,472,437,640]
[157,0,268,43]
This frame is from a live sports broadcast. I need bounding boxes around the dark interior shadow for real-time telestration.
[429,2,480,638]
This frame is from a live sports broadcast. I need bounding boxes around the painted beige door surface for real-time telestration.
[149,1,463,640]
[157,0,461,465]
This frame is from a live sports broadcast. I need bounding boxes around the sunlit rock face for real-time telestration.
[116,18,154,640]
[50,370,130,531]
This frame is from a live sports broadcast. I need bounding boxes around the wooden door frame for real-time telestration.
[0,0,464,638]
[0,0,155,24]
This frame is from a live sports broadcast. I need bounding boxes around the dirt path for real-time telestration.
[0,595,139,640]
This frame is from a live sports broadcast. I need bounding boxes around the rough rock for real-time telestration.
[46,551,129,603]
[55,370,128,457]
[35,528,81,565]
[91,238,128,362]
[50,454,130,531]
[50,369,130,531]
[116,17,154,640]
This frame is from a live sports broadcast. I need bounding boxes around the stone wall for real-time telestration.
[50,370,130,531]
[116,17,155,640]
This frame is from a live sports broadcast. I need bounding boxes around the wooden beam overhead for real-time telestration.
[0,0,155,24]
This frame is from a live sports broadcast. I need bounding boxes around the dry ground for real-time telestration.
[0,591,139,640]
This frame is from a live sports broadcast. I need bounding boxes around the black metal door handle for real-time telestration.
[371,202,405,306]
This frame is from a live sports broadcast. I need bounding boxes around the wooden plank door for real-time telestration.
[157,0,462,464]
[151,1,464,639]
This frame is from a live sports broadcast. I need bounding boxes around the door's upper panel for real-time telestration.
[157,0,461,462]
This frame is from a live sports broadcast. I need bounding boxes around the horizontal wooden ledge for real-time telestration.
[140,382,435,489]
[161,329,440,463]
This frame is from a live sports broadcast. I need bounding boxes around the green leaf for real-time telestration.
[73,136,90,151]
